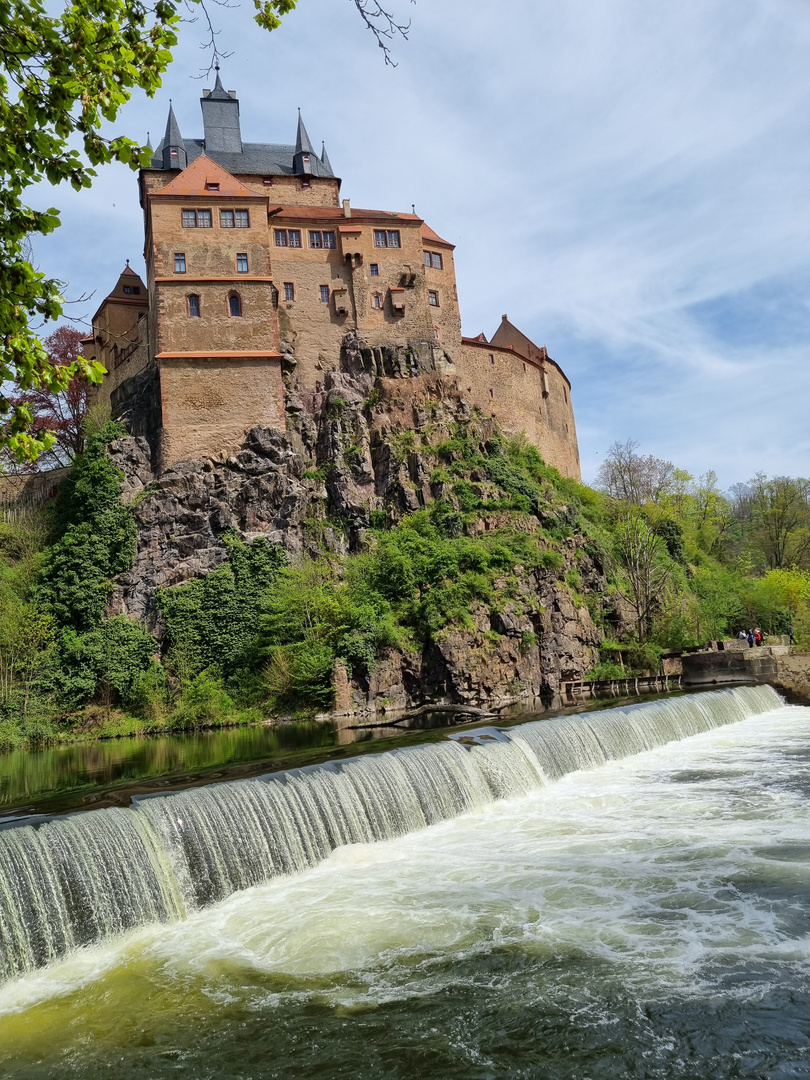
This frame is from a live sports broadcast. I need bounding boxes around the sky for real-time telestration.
[31,0,810,487]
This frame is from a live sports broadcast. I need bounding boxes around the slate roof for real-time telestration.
[150,136,336,178]
[150,88,337,179]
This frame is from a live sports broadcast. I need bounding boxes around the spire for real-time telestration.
[200,69,242,154]
[146,131,152,151]
[161,101,187,170]
[295,109,316,156]
[208,61,232,102]
[294,109,316,175]
[320,141,333,175]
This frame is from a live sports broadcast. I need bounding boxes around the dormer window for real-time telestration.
[206,182,220,191]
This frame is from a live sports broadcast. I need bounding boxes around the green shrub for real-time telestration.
[158,536,287,681]
[262,641,335,714]
[54,616,159,709]
[37,422,136,632]
[172,671,235,726]
[586,661,626,681]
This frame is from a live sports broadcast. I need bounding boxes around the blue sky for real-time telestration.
[31,0,810,486]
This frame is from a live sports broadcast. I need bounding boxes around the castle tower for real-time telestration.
[200,66,243,155]
[142,151,283,466]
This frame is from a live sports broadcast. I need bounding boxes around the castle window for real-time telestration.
[308,230,336,249]
[206,182,220,192]
[428,290,439,307]
[132,286,141,294]
[275,229,301,248]
[174,253,186,273]
[370,263,379,276]
[434,328,440,340]
[301,179,311,189]
[489,388,494,398]
[284,282,295,302]
[489,353,495,365]
[424,251,443,269]
[319,285,330,303]
[235,210,249,228]
[188,294,201,318]
[123,285,132,294]
[423,252,431,268]
[262,177,274,186]
[523,362,526,372]
[372,293,382,309]
[374,229,400,248]
[182,209,212,228]
[236,253,248,273]
[229,293,242,317]
[220,210,234,228]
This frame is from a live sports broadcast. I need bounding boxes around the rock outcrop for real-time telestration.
[107,334,605,710]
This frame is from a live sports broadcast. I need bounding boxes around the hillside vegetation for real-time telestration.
[1,421,807,749]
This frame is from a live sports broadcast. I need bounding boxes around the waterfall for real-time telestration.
[0,685,782,982]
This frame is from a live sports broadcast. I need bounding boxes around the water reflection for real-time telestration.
[0,713,478,820]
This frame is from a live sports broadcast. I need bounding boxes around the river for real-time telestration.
[1,685,808,1077]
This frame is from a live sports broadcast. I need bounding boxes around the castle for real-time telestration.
[84,72,581,479]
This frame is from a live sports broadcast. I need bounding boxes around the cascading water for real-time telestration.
[0,684,782,983]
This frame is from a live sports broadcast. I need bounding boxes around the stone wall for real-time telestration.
[455,340,581,480]
[0,468,70,506]
[158,356,285,466]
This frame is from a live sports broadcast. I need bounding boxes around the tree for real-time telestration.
[0,0,410,463]
[613,508,674,642]
[7,326,89,468]
[596,439,677,505]
[732,473,810,570]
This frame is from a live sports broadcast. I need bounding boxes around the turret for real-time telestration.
[293,110,316,176]
[161,102,187,170]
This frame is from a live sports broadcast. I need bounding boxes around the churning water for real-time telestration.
[1,684,809,1078]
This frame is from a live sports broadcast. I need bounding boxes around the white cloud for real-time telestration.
[30,0,810,486]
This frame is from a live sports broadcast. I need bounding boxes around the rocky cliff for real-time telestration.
[107,335,605,713]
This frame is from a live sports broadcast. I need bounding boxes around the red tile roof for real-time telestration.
[421,223,455,249]
[150,155,264,199]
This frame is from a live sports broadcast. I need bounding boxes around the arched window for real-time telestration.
[229,293,241,317]
[188,294,200,318]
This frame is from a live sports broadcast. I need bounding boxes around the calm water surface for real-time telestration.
[0,713,480,819]
[1,700,809,1077]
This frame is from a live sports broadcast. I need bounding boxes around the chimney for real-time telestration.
[343,199,351,218]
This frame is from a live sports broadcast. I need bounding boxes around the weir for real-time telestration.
[0,684,782,982]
